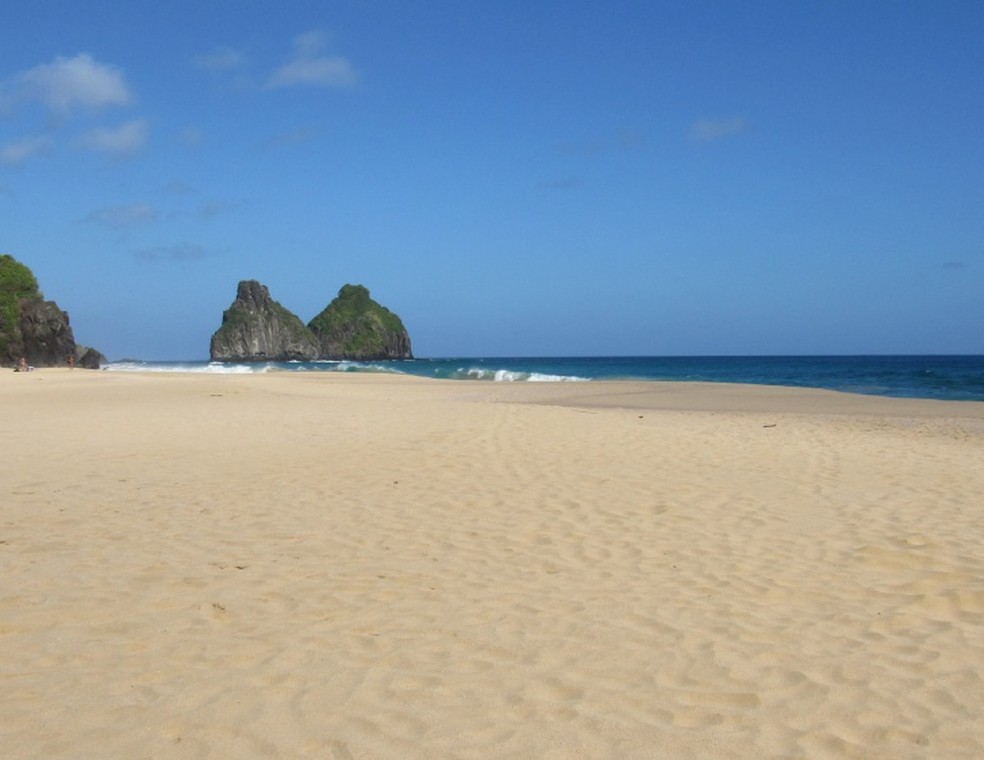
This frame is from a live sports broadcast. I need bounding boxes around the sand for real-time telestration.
[2,369,983,759]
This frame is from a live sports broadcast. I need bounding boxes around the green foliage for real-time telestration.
[213,279,411,361]
[0,254,40,301]
[308,285,408,358]
[0,254,42,359]
[308,284,408,349]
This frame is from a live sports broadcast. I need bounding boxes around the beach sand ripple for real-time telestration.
[2,372,982,758]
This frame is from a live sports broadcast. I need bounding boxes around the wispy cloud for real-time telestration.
[558,139,606,157]
[262,126,320,149]
[942,260,968,270]
[163,179,196,195]
[6,53,131,113]
[81,203,158,228]
[200,199,238,217]
[81,118,149,156]
[0,135,50,167]
[0,54,140,167]
[134,243,206,262]
[690,117,749,142]
[616,129,646,149]
[538,176,582,191]
[194,45,246,73]
[178,125,205,148]
[267,30,358,88]
[557,129,646,156]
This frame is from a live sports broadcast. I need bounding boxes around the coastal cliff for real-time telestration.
[0,254,106,368]
[209,280,320,362]
[309,285,413,360]
[209,280,412,362]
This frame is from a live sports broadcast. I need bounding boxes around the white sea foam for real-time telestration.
[105,361,265,374]
[105,360,588,381]
[90,356,984,399]
[527,372,589,382]
[335,361,406,374]
[456,367,587,382]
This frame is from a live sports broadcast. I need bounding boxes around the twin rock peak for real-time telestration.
[210,280,413,362]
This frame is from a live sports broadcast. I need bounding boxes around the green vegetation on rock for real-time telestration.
[0,254,42,362]
[210,280,413,362]
[0,254,41,301]
[308,284,413,360]
[1,253,104,368]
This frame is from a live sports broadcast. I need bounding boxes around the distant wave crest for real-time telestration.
[105,359,590,382]
[106,360,260,374]
[449,367,589,382]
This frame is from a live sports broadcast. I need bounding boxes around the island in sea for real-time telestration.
[209,280,413,362]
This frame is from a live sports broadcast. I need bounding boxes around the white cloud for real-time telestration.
[269,57,357,88]
[268,30,357,88]
[81,203,158,228]
[194,45,246,73]
[691,117,748,142]
[0,135,50,166]
[81,118,148,156]
[12,53,130,113]
[292,30,330,58]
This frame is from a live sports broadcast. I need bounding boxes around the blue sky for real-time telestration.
[1,1,981,359]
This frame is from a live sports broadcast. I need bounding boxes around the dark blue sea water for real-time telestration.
[105,355,984,402]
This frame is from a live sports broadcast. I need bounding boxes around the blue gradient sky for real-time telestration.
[2,1,982,359]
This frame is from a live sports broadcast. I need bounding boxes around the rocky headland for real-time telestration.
[210,280,412,362]
[0,254,106,369]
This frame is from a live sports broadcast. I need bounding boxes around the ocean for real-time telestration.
[104,355,984,402]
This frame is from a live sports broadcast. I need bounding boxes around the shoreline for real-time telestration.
[2,369,983,758]
[97,353,984,403]
[8,366,984,418]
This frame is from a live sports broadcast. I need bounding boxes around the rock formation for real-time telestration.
[209,280,413,362]
[76,346,108,369]
[309,284,413,360]
[209,280,320,361]
[16,298,76,367]
[1,253,104,368]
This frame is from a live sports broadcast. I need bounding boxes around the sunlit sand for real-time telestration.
[2,370,982,758]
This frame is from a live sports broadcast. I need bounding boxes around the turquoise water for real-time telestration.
[105,355,984,402]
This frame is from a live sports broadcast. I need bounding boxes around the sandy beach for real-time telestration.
[2,369,983,759]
